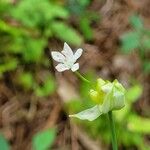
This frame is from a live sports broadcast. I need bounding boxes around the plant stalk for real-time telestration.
[108,111,118,150]
[75,71,91,84]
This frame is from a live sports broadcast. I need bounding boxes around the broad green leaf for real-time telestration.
[32,128,56,150]
[121,32,140,53]
[130,15,143,30]
[0,134,10,150]
[51,22,83,46]
[125,84,143,103]
[128,115,150,134]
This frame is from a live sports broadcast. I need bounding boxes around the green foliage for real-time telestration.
[128,115,150,134]
[9,0,82,45]
[143,60,150,74]
[18,72,34,90]
[0,59,18,75]
[125,84,142,103]
[0,0,85,94]
[121,32,140,53]
[10,0,69,29]
[35,76,56,97]
[67,0,91,15]
[121,14,150,74]
[51,22,82,46]
[16,71,56,96]
[0,134,10,150]
[0,1,11,17]
[22,38,46,62]
[130,15,143,30]
[67,77,149,150]
[32,128,56,150]
[67,0,98,41]
[79,17,93,41]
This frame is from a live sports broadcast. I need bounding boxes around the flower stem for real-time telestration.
[108,111,118,150]
[75,71,91,84]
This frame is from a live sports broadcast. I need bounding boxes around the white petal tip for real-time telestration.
[51,51,55,56]
[64,42,67,45]
[71,63,79,72]
[74,48,83,60]
[64,42,69,47]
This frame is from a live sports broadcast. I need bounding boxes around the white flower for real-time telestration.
[51,42,83,72]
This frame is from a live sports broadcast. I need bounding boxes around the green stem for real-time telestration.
[75,71,91,84]
[108,111,118,150]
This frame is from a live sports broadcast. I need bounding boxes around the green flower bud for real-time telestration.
[89,89,104,104]
[69,78,126,121]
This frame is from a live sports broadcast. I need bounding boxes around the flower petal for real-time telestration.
[61,42,74,59]
[113,88,125,110]
[100,83,125,113]
[71,63,79,72]
[74,48,83,60]
[101,82,113,93]
[69,105,101,121]
[55,63,69,72]
[51,51,65,63]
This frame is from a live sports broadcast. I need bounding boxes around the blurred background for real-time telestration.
[0,0,150,150]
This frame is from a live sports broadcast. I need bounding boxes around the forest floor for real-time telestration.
[0,0,150,150]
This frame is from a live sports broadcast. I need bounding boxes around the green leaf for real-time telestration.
[35,77,56,97]
[0,59,18,74]
[0,134,10,150]
[143,60,150,74]
[79,17,93,41]
[32,128,56,150]
[68,0,90,15]
[129,15,143,30]
[51,22,83,46]
[79,0,91,7]
[142,37,150,50]
[128,115,150,134]
[0,20,23,37]
[18,72,34,90]
[121,32,140,53]
[23,38,46,62]
[125,84,143,103]
[11,0,69,28]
